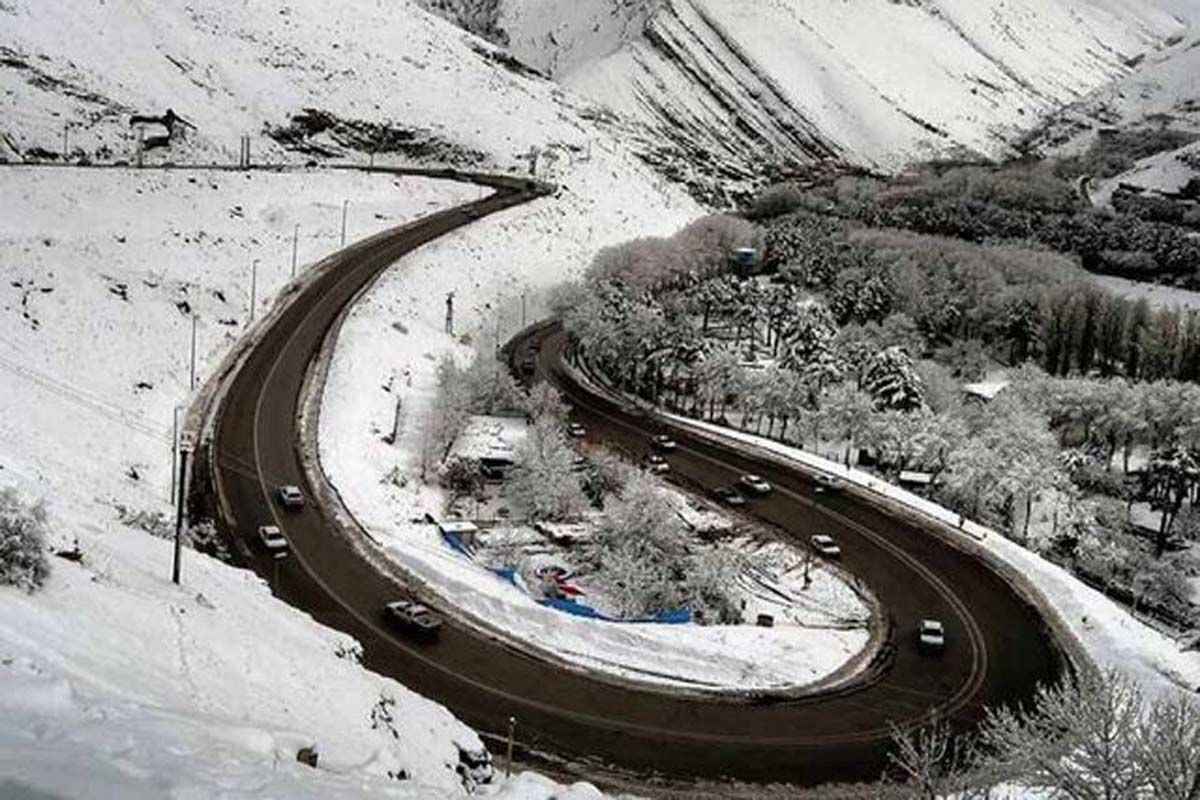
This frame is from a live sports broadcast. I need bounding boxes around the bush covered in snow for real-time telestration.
[0,487,51,592]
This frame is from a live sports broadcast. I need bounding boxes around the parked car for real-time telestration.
[810,534,841,558]
[566,422,586,438]
[652,434,678,452]
[710,486,747,507]
[570,454,589,472]
[918,619,946,653]
[739,474,773,495]
[278,485,305,509]
[645,453,670,474]
[384,600,443,638]
[258,525,288,553]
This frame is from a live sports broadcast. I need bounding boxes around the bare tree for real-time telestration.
[886,714,988,800]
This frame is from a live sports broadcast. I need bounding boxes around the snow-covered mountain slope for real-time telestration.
[1,1,696,793]
[418,0,1189,174]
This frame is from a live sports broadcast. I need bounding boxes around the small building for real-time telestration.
[898,470,935,488]
[449,415,529,479]
[438,520,480,552]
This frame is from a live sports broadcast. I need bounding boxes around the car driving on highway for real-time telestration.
[710,486,747,506]
[645,453,670,474]
[810,534,841,558]
[918,619,946,653]
[813,474,843,493]
[384,600,443,639]
[652,434,678,452]
[277,485,305,509]
[739,474,773,496]
[258,525,288,553]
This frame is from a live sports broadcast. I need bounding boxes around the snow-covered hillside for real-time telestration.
[0,167,614,798]
[420,0,1189,176]
[1,0,694,793]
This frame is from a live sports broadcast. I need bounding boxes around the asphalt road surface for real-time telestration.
[210,183,1064,791]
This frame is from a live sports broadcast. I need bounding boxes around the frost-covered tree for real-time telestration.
[818,382,876,464]
[0,488,50,592]
[587,471,688,618]
[777,299,839,376]
[508,417,586,521]
[522,381,568,425]
[863,346,926,411]
[981,670,1200,800]
[941,396,1060,531]
[682,549,744,625]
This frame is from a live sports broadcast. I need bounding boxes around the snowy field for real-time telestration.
[0,166,606,798]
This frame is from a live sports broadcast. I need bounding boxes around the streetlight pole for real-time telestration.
[340,199,349,247]
[291,223,299,278]
[189,314,198,391]
[172,436,193,585]
[505,716,516,778]
[249,260,258,323]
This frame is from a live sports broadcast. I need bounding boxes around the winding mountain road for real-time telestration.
[206,176,1065,791]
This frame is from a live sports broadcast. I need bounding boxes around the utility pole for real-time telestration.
[172,435,193,585]
[445,292,454,335]
[387,396,403,445]
[521,291,527,328]
[136,127,144,168]
[291,223,299,278]
[340,199,349,247]
[62,123,70,161]
[249,260,258,323]
[189,314,198,391]
[505,717,516,778]
[171,405,180,505]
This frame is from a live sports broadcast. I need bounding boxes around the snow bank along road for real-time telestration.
[208,178,1065,789]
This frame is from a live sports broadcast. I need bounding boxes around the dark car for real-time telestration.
[813,474,843,493]
[710,486,747,507]
[918,619,946,653]
[652,434,678,452]
[384,600,443,638]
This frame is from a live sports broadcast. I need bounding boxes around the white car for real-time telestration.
[258,525,288,552]
[652,434,678,452]
[645,454,670,474]
[566,422,586,438]
[739,474,772,495]
[810,534,841,558]
[278,485,305,509]
[918,619,946,653]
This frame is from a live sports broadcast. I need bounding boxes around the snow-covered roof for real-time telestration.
[450,415,528,463]
[962,380,1010,401]
[438,520,480,536]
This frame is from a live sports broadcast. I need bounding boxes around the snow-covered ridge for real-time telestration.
[423,0,1187,174]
